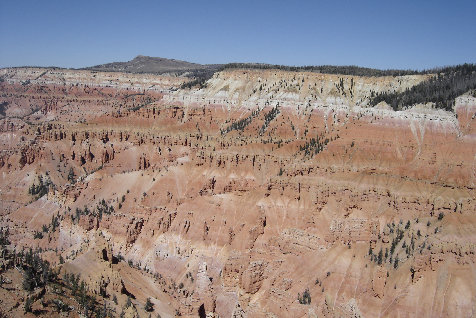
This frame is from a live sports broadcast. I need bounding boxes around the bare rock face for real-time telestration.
[94,231,114,264]
[1,67,476,318]
[328,218,379,243]
[126,218,144,246]
[62,231,124,299]
[79,214,99,231]
[247,213,266,249]
[122,305,140,318]
[223,253,245,287]
[240,260,266,294]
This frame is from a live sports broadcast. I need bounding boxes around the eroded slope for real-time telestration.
[0,67,475,318]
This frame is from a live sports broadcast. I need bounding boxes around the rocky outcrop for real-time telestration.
[126,218,144,246]
[328,218,379,243]
[101,146,115,165]
[79,215,99,231]
[223,253,245,287]
[19,143,41,167]
[240,261,266,294]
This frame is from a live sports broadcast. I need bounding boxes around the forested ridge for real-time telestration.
[369,63,476,111]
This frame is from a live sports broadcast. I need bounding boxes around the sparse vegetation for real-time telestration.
[299,133,329,157]
[71,200,114,223]
[259,105,280,135]
[221,109,260,135]
[28,175,53,199]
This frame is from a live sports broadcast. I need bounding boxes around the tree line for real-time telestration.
[223,63,423,77]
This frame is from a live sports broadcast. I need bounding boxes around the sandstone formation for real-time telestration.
[0,66,475,317]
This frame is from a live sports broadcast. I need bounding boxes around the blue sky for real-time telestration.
[0,0,475,70]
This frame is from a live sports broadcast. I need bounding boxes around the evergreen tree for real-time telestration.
[68,167,75,183]
[145,297,154,312]
[24,297,33,313]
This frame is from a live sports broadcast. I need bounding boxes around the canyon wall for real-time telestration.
[0,67,475,318]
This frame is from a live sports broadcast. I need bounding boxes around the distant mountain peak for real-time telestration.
[84,55,215,75]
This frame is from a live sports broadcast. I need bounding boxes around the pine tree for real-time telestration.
[68,167,75,183]
[144,297,154,312]
[377,248,383,265]
[24,297,33,313]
